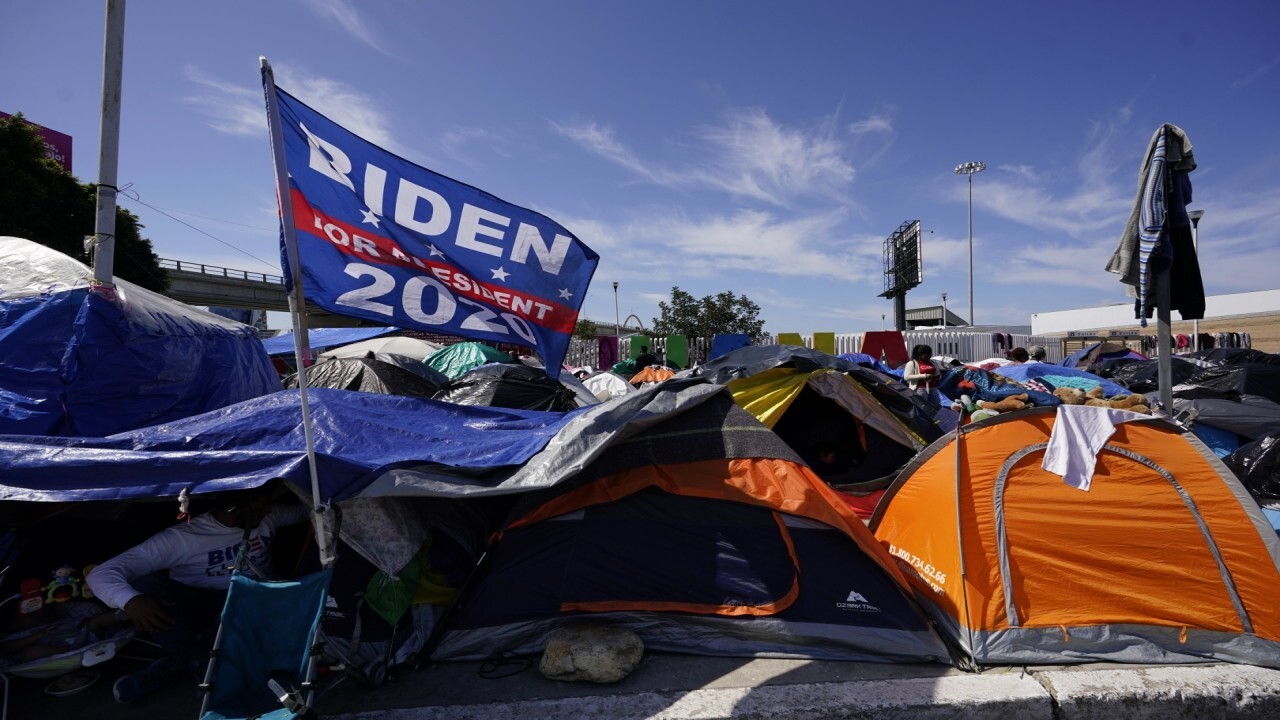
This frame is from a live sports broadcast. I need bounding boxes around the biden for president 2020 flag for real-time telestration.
[268,85,597,378]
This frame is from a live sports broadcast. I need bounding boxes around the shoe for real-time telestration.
[113,656,177,703]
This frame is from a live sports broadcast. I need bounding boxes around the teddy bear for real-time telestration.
[977,393,1029,413]
[1053,387,1085,405]
[1108,394,1145,409]
[1086,386,1106,400]
[1084,397,1111,408]
[1107,394,1151,414]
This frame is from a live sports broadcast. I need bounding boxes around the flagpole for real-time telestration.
[261,57,330,562]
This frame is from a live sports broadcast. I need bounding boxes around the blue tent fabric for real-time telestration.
[0,238,279,437]
[708,334,751,362]
[260,326,396,356]
[937,366,1061,407]
[1060,342,1146,370]
[1263,507,1280,539]
[1191,422,1242,458]
[994,364,1131,398]
[838,353,894,375]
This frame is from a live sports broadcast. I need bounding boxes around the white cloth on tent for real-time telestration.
[1042,406,1144,492]
[320,336,442,361]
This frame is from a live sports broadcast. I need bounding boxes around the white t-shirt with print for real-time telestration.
[86,503,309,611]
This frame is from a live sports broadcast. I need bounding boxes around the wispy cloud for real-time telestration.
[1231,54,1280,90]
[297,0,391,56]
[692,108,854,205]
[973,106,1137,237]
[183,64,399,154]
[549,121,670,185]
[181,67,264,137]
[555,206,878,285]
[440,126,514,165]
[847,108,897,168]
[553,108,855,206]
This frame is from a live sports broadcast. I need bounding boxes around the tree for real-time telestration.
[652,287,766,342]
[0,113,168,292]
[573,317,599,342]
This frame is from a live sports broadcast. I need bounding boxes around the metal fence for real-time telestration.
[564,330,1061,371]
[159,258,284,285]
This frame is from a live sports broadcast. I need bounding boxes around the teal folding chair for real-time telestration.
[197,567,333,719]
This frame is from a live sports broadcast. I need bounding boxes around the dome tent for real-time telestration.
[284,357,443,397]
[871,406,1280,669]
[424,342,514,379]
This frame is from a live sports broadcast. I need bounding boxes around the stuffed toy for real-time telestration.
[1086,386,1106,400]
[1084,398,1111,408]
[1108,394,1146,410]
[1053,387,1085,405]
[977,394,1028,412]
[1105,394,1151,414]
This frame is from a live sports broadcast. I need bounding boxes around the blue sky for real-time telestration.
[5,1,1279,333]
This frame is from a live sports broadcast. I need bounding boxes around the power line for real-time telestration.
[118,185,279,272]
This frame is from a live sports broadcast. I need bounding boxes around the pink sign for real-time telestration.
[1,111,73,172]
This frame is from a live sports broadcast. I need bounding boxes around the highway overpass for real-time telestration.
[160,258,362,326]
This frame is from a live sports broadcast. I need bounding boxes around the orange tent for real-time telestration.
[630,366,676,386]
[870,406,1280,668]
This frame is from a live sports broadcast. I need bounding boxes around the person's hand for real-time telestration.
[122,594,176,634]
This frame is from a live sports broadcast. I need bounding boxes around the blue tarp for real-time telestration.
[0,388,584,503]
[0,238,280,437]
[0,379,729,504]
[260,326,396,356]
[838,353,894,375]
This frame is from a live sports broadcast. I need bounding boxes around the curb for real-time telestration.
[325,664,1280,720]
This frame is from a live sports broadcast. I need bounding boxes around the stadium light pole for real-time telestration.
[612,281,620,337]
[1188,210,1204,351]
[941,292,948,328]
[955,161,986,326]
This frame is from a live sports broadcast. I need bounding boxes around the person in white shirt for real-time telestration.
[87,481,309,703]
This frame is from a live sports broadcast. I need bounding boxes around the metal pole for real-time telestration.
[1157,267,1174,415]
[967,172,974,326]
[954,161,985,327]
[612,281,620,337]
[1188,210,1203,352]
[91,0,126,286]
[941,292,948,328]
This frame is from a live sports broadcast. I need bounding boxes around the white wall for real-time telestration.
[1031,290,1280,335]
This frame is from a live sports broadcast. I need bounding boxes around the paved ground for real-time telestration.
[7,651,1280,720]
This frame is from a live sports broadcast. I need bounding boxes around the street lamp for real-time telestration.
[1188,210,1204,351]
[955,161,986,326]
[612,281,620,337]
[941,292,948,328]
